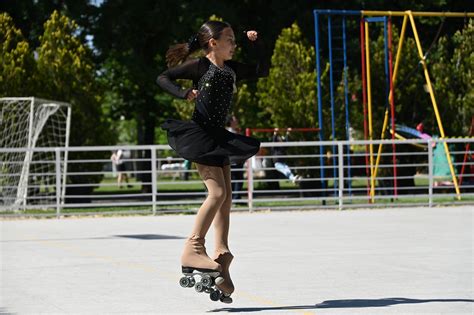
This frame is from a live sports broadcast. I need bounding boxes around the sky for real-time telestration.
[90,0,104,7]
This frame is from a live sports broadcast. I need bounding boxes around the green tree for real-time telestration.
[255,22,326,185]
[0,13,35,96]
[37,10,110,146]
[431,19,474,136]
[233,83,262,130]
[0,0,97,49]
[93,1,199,192]
[36,10,112,195]
[256,22,318,131]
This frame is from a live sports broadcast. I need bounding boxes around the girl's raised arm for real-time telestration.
[226,34,269,81]
[157,58,199,99]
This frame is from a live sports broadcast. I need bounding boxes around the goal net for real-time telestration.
[0,97,71,211]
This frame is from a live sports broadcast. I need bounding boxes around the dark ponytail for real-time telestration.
[165,20,231,68]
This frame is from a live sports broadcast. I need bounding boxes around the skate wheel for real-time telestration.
[195,282,204,293]
[210,290,221,301]
[187,277,195,287]
[214,276,224,285]
[201,274,212,287]
[220,294,233,304]
[179,277,190,288]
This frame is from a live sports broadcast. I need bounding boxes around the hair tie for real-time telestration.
[187,34,199,51]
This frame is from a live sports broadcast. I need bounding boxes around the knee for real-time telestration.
[222,191,232,208]
[208,187,227,205]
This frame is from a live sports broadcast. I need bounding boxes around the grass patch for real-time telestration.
[2,174,471,218]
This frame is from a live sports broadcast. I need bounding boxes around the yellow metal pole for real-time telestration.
[407,11,461,200]
[365,21,375,201]
[362,10,474,18]
[373,15,408,180]
[391,15,408,89]
[373,111,389,177]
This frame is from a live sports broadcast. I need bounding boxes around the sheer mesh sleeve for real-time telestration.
[156,58,200,99]
[226,39,269,81]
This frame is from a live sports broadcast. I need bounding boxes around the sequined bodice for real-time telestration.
[192,62,236,128]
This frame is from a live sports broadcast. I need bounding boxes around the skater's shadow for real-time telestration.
[114,234,184,240]
[208,305,316,313]
[0,307,16,315]
[315,297,474,308]
[209,297,473,312]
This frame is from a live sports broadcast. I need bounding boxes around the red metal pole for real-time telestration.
[458,117,474,186]
[248,128,321,133]
[459,143,471,186]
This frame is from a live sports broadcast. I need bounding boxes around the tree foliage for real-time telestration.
[2,1,471,143]
[0,10,112,194]
[431,19,474,136]
[0,13,35,96]
[36,10,110,146]
[256,23,317,130]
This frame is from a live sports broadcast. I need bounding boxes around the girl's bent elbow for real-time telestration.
[156,74,167,87]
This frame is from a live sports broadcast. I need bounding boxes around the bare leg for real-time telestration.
[191,164,227,237]
[213,164,235,297]
[117,173,123,187]
[213,164,232,253]
[181,163,227,272]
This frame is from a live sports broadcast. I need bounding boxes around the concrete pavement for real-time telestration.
[1,206,473,314]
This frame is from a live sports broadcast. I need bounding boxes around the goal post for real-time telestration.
[0,97,71,211]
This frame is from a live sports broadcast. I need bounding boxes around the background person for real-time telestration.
[111,149,131,188]
[272,128,301,184]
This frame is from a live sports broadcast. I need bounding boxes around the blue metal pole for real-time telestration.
[313,10,326,193]
[342,16,352,196]
[328,16,337,195]
[314,9,361,16]
[365,17,386,23]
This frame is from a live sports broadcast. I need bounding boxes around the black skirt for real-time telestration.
[162,119,260,167]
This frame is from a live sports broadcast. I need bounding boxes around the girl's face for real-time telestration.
[210,27,236,60]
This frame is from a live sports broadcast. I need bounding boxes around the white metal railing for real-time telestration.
[0,138,473,217]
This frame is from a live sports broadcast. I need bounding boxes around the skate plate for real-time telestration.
[179,269,231,303]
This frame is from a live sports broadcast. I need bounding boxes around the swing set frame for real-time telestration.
[313,9,474,202]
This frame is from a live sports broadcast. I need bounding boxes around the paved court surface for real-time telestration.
[1,206,473,314]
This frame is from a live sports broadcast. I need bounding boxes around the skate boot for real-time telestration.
[213,251,234,303]
[179,235,224,301]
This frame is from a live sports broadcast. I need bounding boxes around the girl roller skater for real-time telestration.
[157,20,268,303]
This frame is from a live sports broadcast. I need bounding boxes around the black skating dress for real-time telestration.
[157,43,268,167]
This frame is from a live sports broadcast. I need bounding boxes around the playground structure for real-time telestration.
[313,9,474,202]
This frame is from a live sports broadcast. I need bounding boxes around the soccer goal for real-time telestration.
[0,97,71,211]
